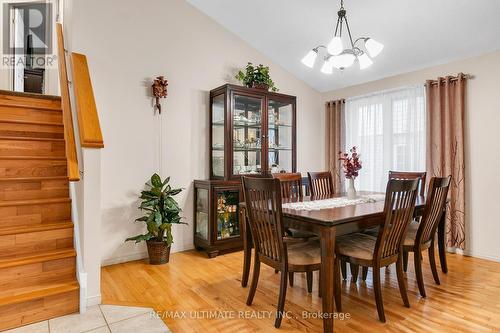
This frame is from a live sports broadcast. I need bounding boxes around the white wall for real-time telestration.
[65,0,324,265]
[323,50,500,262]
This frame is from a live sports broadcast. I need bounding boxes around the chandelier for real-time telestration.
[301,0,384,73]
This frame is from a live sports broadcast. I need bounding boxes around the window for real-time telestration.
[344,86,426,192]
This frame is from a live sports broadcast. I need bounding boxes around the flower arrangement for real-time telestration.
[339,146,362,179]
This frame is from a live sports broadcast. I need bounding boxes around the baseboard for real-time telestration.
[86,294,102,307]
[101,244,195,267]
[461,250,500,263]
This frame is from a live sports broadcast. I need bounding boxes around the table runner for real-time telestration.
[282,194,386,211]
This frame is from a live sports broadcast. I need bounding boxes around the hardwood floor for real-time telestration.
[101,250,500,333]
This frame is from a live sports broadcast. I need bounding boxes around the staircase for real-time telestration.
[0,91,79,331]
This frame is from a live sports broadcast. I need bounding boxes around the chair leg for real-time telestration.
[396,255,410,308]
[246,253,261,306]
[361,266,368,281]
[275,270,288,328]
[288,272,294,287]
[350,263,359,282]
[403,251,409,272]
[341,260,347,280]
[373,267,386,323]
[318,271,322,298]
[306,271,313,293]
[428,241,441,285]
[414,250,426,297]
[334,258,342,312]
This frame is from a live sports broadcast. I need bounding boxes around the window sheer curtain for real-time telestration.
[344,86,426,192]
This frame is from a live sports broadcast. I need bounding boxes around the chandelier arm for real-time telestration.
[334,16,340,36]
[343,16,356,50]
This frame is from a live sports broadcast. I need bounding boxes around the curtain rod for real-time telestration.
[427,73,473,85]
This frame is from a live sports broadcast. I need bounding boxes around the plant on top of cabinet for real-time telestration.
[126,173,185,265]
[235,62,279,92]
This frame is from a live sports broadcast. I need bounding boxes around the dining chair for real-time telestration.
[403,176,451,297]
[361,171,427,243]
[335,178,419,322]
[272,173,318,287]
[388,171,427,196]
[307,171,335,197]
[242,177,322,328]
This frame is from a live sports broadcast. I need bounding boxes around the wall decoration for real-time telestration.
[152,76,168,114]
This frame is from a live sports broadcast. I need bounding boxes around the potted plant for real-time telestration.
[126,174,185,265]
[339,146,362,200]
[235,62,279,92]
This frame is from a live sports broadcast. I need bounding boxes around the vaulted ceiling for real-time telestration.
[187,0,500,92]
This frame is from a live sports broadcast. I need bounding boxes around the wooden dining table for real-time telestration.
[239,191,448,333]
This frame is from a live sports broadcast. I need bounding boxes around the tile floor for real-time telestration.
[4,305,171,333]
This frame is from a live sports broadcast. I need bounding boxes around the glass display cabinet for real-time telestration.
[210,84,297,179]
[193,179,242,258]
[194,84,297,258]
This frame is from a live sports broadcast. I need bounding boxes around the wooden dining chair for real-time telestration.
[389,171,427,196]
[272,173,318,287]
[403,176,451,297]
[335,178,419,322]
[242,177,322,328]
[307,171,335,197]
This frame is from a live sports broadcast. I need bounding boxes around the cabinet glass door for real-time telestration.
[215,189,240,240]
[232,94,264,175]
[268,99,294,173]
[195,188,209,240]
[211,94,225,178]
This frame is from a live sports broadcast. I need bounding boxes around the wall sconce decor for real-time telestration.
[152,76,168,114]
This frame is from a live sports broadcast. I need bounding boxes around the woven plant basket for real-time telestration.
[146,240,171,265]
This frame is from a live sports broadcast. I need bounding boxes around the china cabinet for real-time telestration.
[194,84,297,258]
[210,84,297,179]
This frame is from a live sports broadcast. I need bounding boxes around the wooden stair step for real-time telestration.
[0,156,67,160]
[0,222,74,260]
[0,198,71,227]
[0,221,73,236]
[0,176,69,201]
[0,281,79,331]
[0,106,62,125]
[0,280,79,307]
[0,136,65,142]
[0,121,64,139]
[0,138,66,157]
[0,90,62,112]
[0,248,76,270]
[0,249,76,297]
[0,197,71,207]
[0,155,67,178]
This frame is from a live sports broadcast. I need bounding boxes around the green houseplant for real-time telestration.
[235,62,278,92]
[126,174,185,264]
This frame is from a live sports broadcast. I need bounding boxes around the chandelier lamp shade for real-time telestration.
[301,0,384,72]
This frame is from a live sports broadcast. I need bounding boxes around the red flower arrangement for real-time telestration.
[339,146,362,179]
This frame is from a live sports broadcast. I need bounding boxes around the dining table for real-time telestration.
[239,191,448,333]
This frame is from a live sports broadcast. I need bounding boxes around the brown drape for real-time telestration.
[425,73,467,249]
[325,99,345,192]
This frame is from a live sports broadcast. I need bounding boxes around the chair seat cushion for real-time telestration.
[404,220,420,247]
[336,233,376,261]
[286,228,317,239]
[288,240,321,266]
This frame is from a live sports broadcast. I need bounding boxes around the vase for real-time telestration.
[347,178,357,200]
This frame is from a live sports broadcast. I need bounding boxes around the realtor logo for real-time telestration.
[2,2,53,55]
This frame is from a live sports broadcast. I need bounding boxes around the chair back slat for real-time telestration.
[242,177,286,265]
[377,179,419,259]
[389,171,427,196]
[417,176,452,245]
[272,173,303,201]
[307,171,335,197]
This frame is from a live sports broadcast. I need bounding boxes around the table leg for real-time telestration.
[241,207,252,287]
[320,226,336,333]
[437,209,448,273]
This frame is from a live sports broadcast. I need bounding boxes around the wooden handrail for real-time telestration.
[56,23,80,182]
[70,53,104,148]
